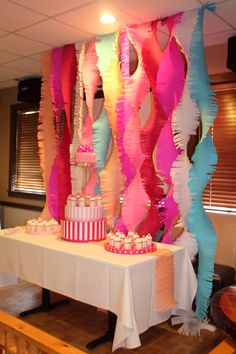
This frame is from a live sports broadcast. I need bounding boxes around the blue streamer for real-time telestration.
[187,3,218,321]
[93,109,111,173]
[96,33,116,77]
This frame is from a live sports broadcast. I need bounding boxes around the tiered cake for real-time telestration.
[61,194,107,242]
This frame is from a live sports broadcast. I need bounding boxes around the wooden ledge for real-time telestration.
[0,310,85,354]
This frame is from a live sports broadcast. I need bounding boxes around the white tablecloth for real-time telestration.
[0,228,197,351]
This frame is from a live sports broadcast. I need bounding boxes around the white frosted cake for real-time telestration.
[61,194,107,242]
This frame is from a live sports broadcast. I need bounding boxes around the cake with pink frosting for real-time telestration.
[26,217,59,235]
[76,144,96,164]
[61,194,107,242]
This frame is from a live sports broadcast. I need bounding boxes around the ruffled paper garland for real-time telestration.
[38,51,56,220]
[155,20,185,244]
[95,33,124,227]
[37,3,218,328]
[187,4,218,321]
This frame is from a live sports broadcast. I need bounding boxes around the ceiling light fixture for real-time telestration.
[99,14,116,24]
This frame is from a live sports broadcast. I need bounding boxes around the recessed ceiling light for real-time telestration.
[99,14,116,24]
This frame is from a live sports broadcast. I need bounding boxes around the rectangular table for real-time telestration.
[0,228,197,351]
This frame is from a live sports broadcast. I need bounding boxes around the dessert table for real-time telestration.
[0,228,197,351]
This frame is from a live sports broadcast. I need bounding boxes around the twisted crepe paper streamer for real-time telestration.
[48,47,64,221]
[81,39,112,191]
[155,26,185,243]
[116,25,151,232]
[38,51,57,220]
[83,38,100,120]
[59,45,76,216]
[187,4,218,321]
[169,10,200,259]
[70,43,85,195]
[116,30,135,189]
[77,39,100,195]
[80,38,112,194]
[95,33,124,227]
[115,30,133,233]
[81,39,98,147]
[93,110,111,173]
[121,107,149,231]
[61,44,77,136]
[137,21,165,237]
[48,45,76,221]
[73,42,85,143]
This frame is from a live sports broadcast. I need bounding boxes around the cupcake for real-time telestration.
[146,234,152,246]
[124,238,132,250]
[135,238,143,250]
[119,233,126,244]
[114,236,121,249]
[90,196,96,207]
[142,236,147,248]
[78,197,85,207]
[109,235,115,247]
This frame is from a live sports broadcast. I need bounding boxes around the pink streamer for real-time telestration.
[155,30,185,242]
[116,97,136,188]
[48,48,64,220]
[61,44,77,135]
[138,21,165,236]
[83,38,100,119]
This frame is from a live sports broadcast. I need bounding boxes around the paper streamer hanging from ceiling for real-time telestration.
[38,3,218,326]
[137,20,164,238]
[38,51,57,220]
[171,9,200,260]
[47,44,76,221]
[155,14,185,244]
[187,3,218,321]
[95,33,124,227]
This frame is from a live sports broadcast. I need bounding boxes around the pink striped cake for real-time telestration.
[61,194,107,242]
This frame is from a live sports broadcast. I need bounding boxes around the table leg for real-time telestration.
[19,288,69,317]
[86,311,117,349]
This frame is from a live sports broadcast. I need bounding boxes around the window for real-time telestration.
[9,104,45,199]
[203,86,236,213]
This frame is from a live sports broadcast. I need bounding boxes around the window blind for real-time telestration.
[203,88,236,212]
[12,109,45,195]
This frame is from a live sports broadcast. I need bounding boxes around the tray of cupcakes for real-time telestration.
[104,231,156,254]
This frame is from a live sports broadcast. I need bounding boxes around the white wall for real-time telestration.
[3,206,40,229]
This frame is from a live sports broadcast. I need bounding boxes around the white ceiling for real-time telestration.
[0,0,235,89]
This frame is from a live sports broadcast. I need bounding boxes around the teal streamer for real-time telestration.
[96,33,116,77]
[92,109,111,173]
[187,3,218,321]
